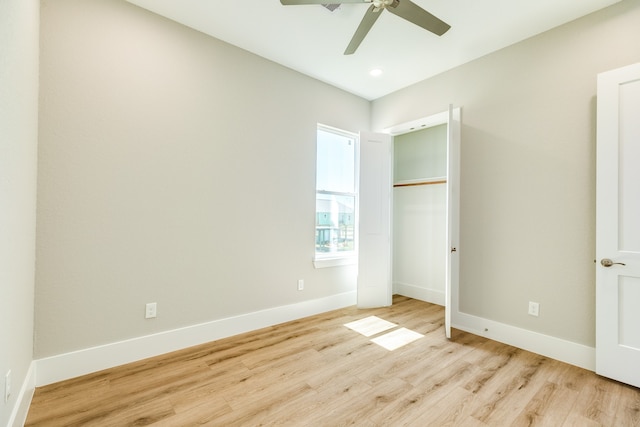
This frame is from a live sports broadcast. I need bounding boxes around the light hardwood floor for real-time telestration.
[26,296,640,426]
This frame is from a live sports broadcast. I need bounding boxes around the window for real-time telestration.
[315,125,358,267]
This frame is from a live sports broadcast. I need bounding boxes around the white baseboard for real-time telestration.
[35,291,357,387]
[33,291,595,390]
[7,361,35,427]
[452,311,595,371]
[394,282,445,306]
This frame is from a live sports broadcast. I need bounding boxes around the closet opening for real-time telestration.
[392,123,448,306]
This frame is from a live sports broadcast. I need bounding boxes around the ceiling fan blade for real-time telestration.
[344,4,383,55]
[387,0,450,36]
[280,0,370,5]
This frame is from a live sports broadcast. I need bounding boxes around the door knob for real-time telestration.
[601,258,626,267]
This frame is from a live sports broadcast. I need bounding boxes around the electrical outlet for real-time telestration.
[297,279,304,291]
[145,302,157,319]
[4,370,11,403]
[528,301,540,317]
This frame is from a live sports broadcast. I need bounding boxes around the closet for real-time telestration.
[392,124,448,305]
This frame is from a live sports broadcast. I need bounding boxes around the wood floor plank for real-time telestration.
[561,413,603,427]
[569,372,619,425]
[398,332,488,388]
[25,296,640,426]
[222,349,323,410]
[368,357,477,426]
[417,385,481,426]
[509,380,574,427]
[303,377,414,426]
[209,380,316,426]
[24,377,111,425]
[614,381,640,426]
[469,351,550,425]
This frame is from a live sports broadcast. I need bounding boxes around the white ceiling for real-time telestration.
[125,0,621,100]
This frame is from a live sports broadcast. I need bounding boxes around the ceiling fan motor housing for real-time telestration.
[373,0,399,10]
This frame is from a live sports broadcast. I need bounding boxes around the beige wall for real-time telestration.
[35,0,370,358]
[0,0,39,424]
[373,0,640,346]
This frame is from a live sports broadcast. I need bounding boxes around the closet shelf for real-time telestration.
[393,177,447,188]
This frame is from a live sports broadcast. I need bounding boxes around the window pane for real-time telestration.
[315,194,355,253]
[316,129,355,193]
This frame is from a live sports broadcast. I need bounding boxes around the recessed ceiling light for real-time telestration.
[370,68,383,77]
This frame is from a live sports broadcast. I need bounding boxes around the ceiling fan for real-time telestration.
[280,0,451,55]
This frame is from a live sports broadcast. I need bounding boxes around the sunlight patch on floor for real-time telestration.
[371,327,424,351]
[344,315,397,337]
[344,315,424,351]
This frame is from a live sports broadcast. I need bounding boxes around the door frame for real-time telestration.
[383,107,461,338]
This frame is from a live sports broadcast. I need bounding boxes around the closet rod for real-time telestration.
[393,180,447,188]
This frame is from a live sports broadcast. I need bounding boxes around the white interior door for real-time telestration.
[357,131,393,308]
[596,62,640,388]
[445,106,461,339]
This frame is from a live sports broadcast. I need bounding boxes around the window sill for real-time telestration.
[313,254,357,269]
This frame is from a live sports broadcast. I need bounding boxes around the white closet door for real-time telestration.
[357,131,393,308]
[445,106,461,339]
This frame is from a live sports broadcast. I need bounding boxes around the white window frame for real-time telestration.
[313,124,359,269]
